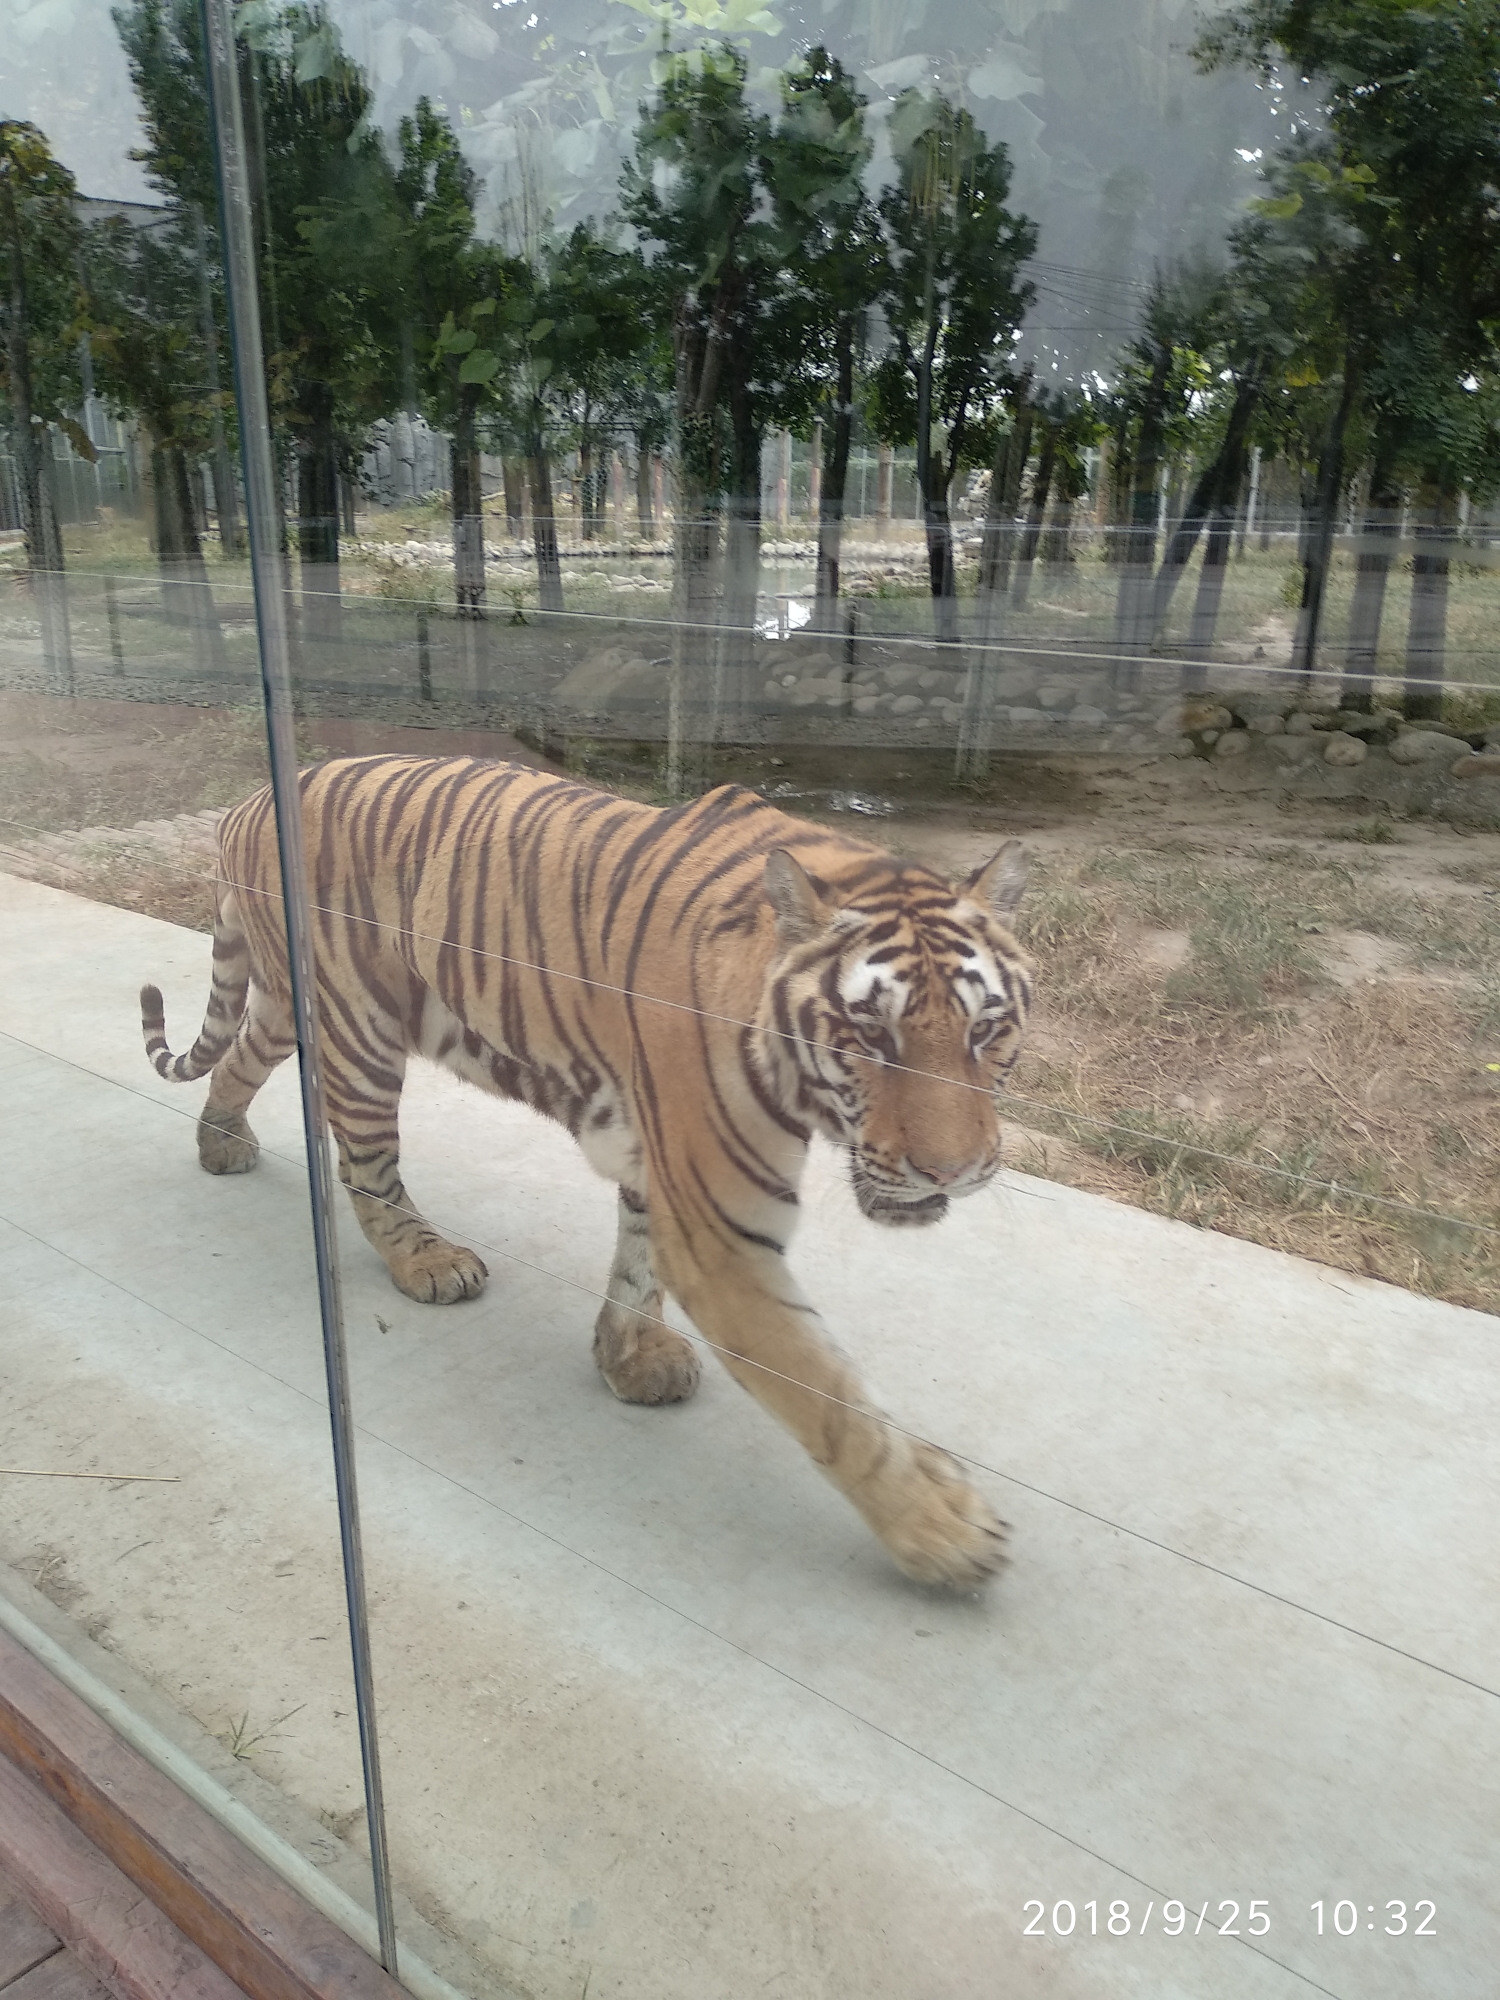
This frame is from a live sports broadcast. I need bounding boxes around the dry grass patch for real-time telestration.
[1006,851,1500,1313]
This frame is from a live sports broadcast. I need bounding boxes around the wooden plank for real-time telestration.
[0,1627,404,2000]
[0,1871,61,1988]
[0,1755,244,2000]
[6,1955,112,2000]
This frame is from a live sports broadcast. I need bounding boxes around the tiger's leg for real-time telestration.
[197,982,294,1175]
[593,1188,700,1405]
[651,1208,1006,1589]
[324,1034,488,1307]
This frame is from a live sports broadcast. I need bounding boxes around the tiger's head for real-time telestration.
[755,841,1034,1227]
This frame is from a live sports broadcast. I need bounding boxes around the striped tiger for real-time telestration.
[141,755,1034,1587]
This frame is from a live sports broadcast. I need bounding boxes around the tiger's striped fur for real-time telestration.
[141,755,1034,1586]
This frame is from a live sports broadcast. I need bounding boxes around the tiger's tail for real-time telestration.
[141,888,252,1082]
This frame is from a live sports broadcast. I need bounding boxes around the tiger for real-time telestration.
[141,755,1034,1588]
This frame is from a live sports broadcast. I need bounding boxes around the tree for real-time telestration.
[0,120,84,673]
[871,91,1036,642]
[83,209,226,663]
[623,43,775,768]
[1199,0,1500,715]
[117,0,404,641]
[761,47,886,626]
[391,97,496,618]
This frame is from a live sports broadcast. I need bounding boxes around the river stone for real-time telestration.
[1035,682,1076,709]
[1323,731,1367,766]
[1168,735,1197,758]
[852,696,881,717]
[1214,728,1251,758]
[1285,711,1318,735]
[1008,706,1049,726]
[1247,711,1285,734]
[889,693,925,717]
[1390,729,1469,765]
[1453,750,1500,779]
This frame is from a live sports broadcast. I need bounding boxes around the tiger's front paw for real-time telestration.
[593,1306,701,1405]
[880,1443,1008,1589]
[389,1239,488,1304]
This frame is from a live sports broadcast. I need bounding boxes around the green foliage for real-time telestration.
[0,120,84,428]
[870,91,1036,476]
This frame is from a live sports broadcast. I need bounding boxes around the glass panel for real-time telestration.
[21,0,1492,1995]
[0,10,388,1965]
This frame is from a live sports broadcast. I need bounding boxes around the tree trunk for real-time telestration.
[1112,343,1172,686]
[1341,445,1399,712]
[297,378,341,642]
[635,443,654,538]
[1402,478,1454,723]
[451,387,486,619]
[814,315,856,629]
[1291,354,1359,682]
[1010,426,1056,611]
[501,455,525,540]
[875,443,893,536]
[1148,371,1259,646]
[579,408,595,543]
[1183,482,1239,691]
[525,432,564,614]
[976,386,1032,632]
[718,396,762,736]
[150,436,224,670]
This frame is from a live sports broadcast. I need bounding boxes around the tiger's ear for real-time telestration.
[764,848,831,950]
[961,839,1028,919]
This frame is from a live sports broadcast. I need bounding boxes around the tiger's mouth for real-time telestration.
[850,1159,950,1228]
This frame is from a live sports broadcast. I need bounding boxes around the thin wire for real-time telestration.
[0,1203,1351,2000]
[3,1019,1496,1710]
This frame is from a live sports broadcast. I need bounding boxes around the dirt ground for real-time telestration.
[2,690,1496,1315]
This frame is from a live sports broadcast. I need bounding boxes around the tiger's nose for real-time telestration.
[909,1155,969,1187]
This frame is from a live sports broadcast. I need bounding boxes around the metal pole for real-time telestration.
[195,0,400,1976]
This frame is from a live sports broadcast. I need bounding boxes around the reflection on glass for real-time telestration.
[4,1,1499,1996]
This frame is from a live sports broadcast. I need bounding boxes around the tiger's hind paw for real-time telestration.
[198,1112,259,1176]
[389,1239,488,1305]
[593,1307,701,1406]
[881,1443,1009,1590]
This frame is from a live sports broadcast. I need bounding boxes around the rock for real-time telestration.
[889,693,925,717]
[1214,728,1251,758]
[762,681,783,700]
[991,668,1039,702]
[552,649,660,711]
[1453,751,1500,779]
[1035,683,1075,710]
[1390,728,1469,765]
[1267,736,1313,763]
[1069,705,1109,727]
[1008,706,1049,727]
[1482,725,1500,748]
[1323,731,1367,766]
[918,668,955,691]
[1285,711,1318,736]
[1227,692,1291,726]
[1247,711,1285,734]
[1181,701,1234,734]
[1327,711,1395,741]
[852,696,881,717]
[881,667,923,693]
[1168,735,1197,758]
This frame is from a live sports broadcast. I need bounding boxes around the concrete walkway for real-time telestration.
[1,872,1495,2000]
